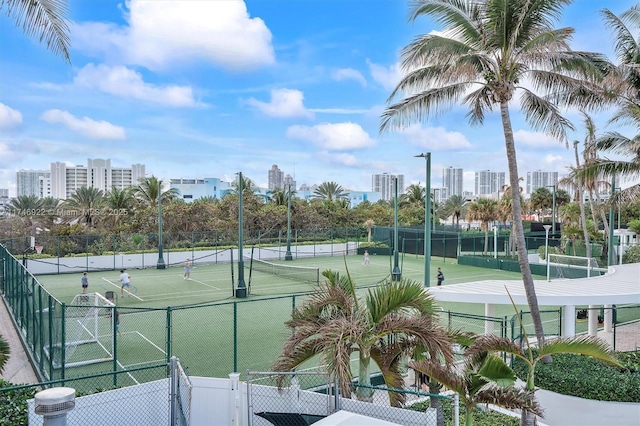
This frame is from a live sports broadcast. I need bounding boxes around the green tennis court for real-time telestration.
[32,253,548,381]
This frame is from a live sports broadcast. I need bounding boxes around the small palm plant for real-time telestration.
[272,269,453,406]
[411,337,542,426]
[0,334,10,374]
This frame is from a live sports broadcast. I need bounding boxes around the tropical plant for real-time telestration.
[380,0,605,347]
[465,198,498,255]
[62,186,105,227]
[442,194,466,227]
[272,269,453,406]
[400,184,425,207]
[312,181,349,202]
[411,341,541,426]
[133,176,179,208]
[582,5,640,205]
[230,175,257,196]
[364,219,375,242]
[0,334,10,373]
[1,0,71,62]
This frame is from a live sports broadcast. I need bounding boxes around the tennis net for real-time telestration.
[245,256,320,284]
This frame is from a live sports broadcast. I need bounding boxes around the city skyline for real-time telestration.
[1,0,637,198]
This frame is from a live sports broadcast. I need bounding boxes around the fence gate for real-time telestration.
[246,371,334,426]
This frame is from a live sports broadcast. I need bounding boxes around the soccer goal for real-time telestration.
[44,292,116,369]
[547,254,608,279]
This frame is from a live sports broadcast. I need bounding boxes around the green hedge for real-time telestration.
[512,352,640,402]
[0,379,35,426]
[407,398,519,426]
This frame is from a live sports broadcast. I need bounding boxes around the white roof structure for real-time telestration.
[313,410,403,426]
[427,263,640,306]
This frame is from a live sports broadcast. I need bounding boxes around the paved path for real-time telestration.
[0,296,39,384]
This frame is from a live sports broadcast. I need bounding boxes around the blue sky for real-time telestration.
[0,0,637,197]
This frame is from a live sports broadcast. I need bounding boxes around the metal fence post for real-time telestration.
[170,356,177,426]
[453,392,460,426]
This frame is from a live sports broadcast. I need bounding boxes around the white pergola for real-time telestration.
[427,263,640,337]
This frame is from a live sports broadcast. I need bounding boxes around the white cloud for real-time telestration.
[0,103,23,129]
[286,122,376,150]
[309,108,370,114]
[245,89,314,119]
[367,60,403,91]
[72,0,275,72]
[332,68,366,86]
[514,129,566,148]
[40,109,126,140]
[74,64,199,107]
[317,151,358,167]
[399,125,473,150]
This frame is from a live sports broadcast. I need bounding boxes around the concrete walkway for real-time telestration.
[0,296,40,385]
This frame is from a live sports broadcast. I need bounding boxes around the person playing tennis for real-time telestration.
[119,269,132,297]
[183,259,191,280]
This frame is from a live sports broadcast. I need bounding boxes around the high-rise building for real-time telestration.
[51,159,145,199]
[16,169,51,198]
[268,165,284,190]
[170,178,232,201]
[442,167,463,200]
[526,170,558,194]
[283,174,296,190]
[475,170,506,195]
[372,173,405,201]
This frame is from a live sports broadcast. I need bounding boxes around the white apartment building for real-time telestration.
[50,159,146,199]
[372,173,405,201]
[268,165,284,190]
[526,170,558,194]
[475,170,505,195]
[16,169,51,198]
[442,167,463,200]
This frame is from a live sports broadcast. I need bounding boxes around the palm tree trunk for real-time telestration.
[573,143,591,259]
[521,408,537,426]
[428,380,444,426]
[500,101,546,348]
[357,353,374,402]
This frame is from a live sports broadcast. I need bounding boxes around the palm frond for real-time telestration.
[1,0,71,62]
[519,88,573,142]
[475,385,543,416]
[536,336,622,367]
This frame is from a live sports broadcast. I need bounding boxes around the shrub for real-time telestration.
[0,379,35,426]
[622,245,640,264]
[407,397,519,426]
[512,352,640,402]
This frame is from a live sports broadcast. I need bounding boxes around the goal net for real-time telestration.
[44,292,116,368]
[547,254,607,279]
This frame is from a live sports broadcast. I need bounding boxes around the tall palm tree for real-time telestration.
[380,0,605,347]
[400,183,425,207]
[272,270,453,406]
[364,219,375,242]
[466,198,498,255]
[442,194,466,227]
[1,0,71,62]
[312,181,349,202]
[104,186,135,228]
[133,176,179,208]
[62,186,105,227]
[574,6,640,205]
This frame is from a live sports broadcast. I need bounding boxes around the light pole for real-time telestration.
[493,226,498,259]
[543,224,551,282]
[235,172,247,298]
[415,153,431,287]
[391,177,401,281]
[157,180,166,269]
[545,185,556,234]
[608,176,616,266]
[285,184,293,261]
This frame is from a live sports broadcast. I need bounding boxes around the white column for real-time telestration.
[229,373,241,426]
[588,305,598,336]
[564,305,576,337]
[604,304,613,333]
[485,303,495,335]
